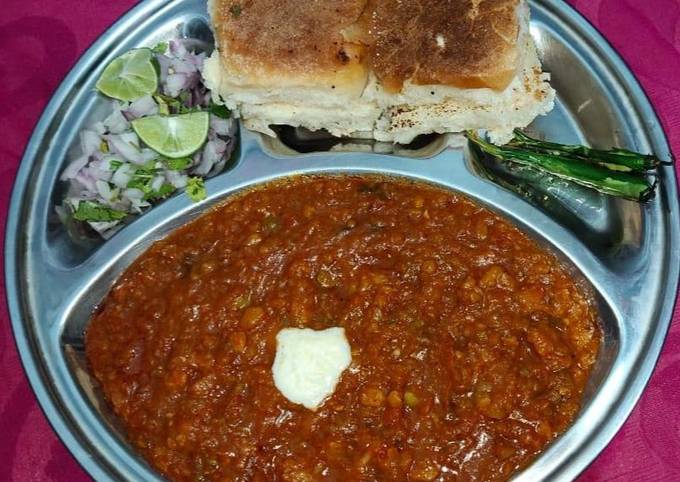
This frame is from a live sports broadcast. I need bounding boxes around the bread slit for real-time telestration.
[204,0,555,144]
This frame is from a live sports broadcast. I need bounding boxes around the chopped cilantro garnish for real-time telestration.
[152,41,168,54]
[126,178,149,191]
[141,159,160,171]
[145,183,176,201]
[186,177,207,202]
[179,105,201,114]
[154,94,181,115]
[134,166,156,178]
[72,201,127,222]
[109,159,123,170]
[164,157,192,171]
[154,94,178,104]
[126,166,162,194]
[177,92,201,114]
[158,102,170,116]
[209,101,231,119]
[126,163,176,201]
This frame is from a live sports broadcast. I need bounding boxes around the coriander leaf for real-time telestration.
[127,177,151,193]
[133,169,155,180]
[145,183,175,201]
[186,177,207,202]
[72,201,127,222]
[164,157,192,171]
[179,105,201,114]
[141,160,160,171]
[209,101,231,119]
[177,92,201,114]
[154,94,181,115]
[154,94,178,104]
[152,41,168,54]
[151,56,161,79]
[158,102,170,116]
[109,159,123,170]
[127,166,160,194]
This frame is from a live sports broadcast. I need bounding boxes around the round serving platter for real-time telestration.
[5,0,680,481]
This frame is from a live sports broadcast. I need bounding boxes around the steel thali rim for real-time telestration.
[5,0,680,481]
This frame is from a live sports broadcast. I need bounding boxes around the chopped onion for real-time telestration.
[90,121,107,135]
[123,188,150,212]
[120,131,140,146]
[126,95,159,119]
[223,137,237,161]
[80,130,101,157]
[194,138,227,176]
[166,170,189,188]
[210,116,233,137]
[74,171,96,192]
[151,175,165,192]
[185,72,201,90]
[156,54,171,84]
[189,88,207,108]
[111,163,134,188]
[85,161,113,183]
[107,133,145,164]
[191,52,206,70]
[165,73,189,97]
[95,180,117,202]
[60,155,89,181]
[170,57,197,75]
[103,108,130,134]
[90,150,106,162]
[123,187,144,200]
[59,36,237,239]
[65,182,96,201]
[101,156,121,171]
[140,148,158,163]
[169,39,189,58]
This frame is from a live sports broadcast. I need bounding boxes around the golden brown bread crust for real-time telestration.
[214,0,367,76]
[213,0,521,92]
[366,0,521,92]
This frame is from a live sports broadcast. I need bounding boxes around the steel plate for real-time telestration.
[5,0,679,481]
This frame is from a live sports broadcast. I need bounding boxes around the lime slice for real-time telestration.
[96,48,158,101]
[132,112,209,158]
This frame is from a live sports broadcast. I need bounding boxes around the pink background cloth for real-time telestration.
[1,0,679,480]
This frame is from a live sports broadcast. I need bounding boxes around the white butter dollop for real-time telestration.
[272,327,352,410]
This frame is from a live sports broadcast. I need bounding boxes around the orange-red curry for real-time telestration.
[86,176,601,482]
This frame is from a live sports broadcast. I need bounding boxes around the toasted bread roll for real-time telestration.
[204,0,555,144]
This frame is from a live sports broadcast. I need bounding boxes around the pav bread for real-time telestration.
[203,0,555,144]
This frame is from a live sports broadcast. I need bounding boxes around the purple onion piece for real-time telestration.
[60,155,90,181]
